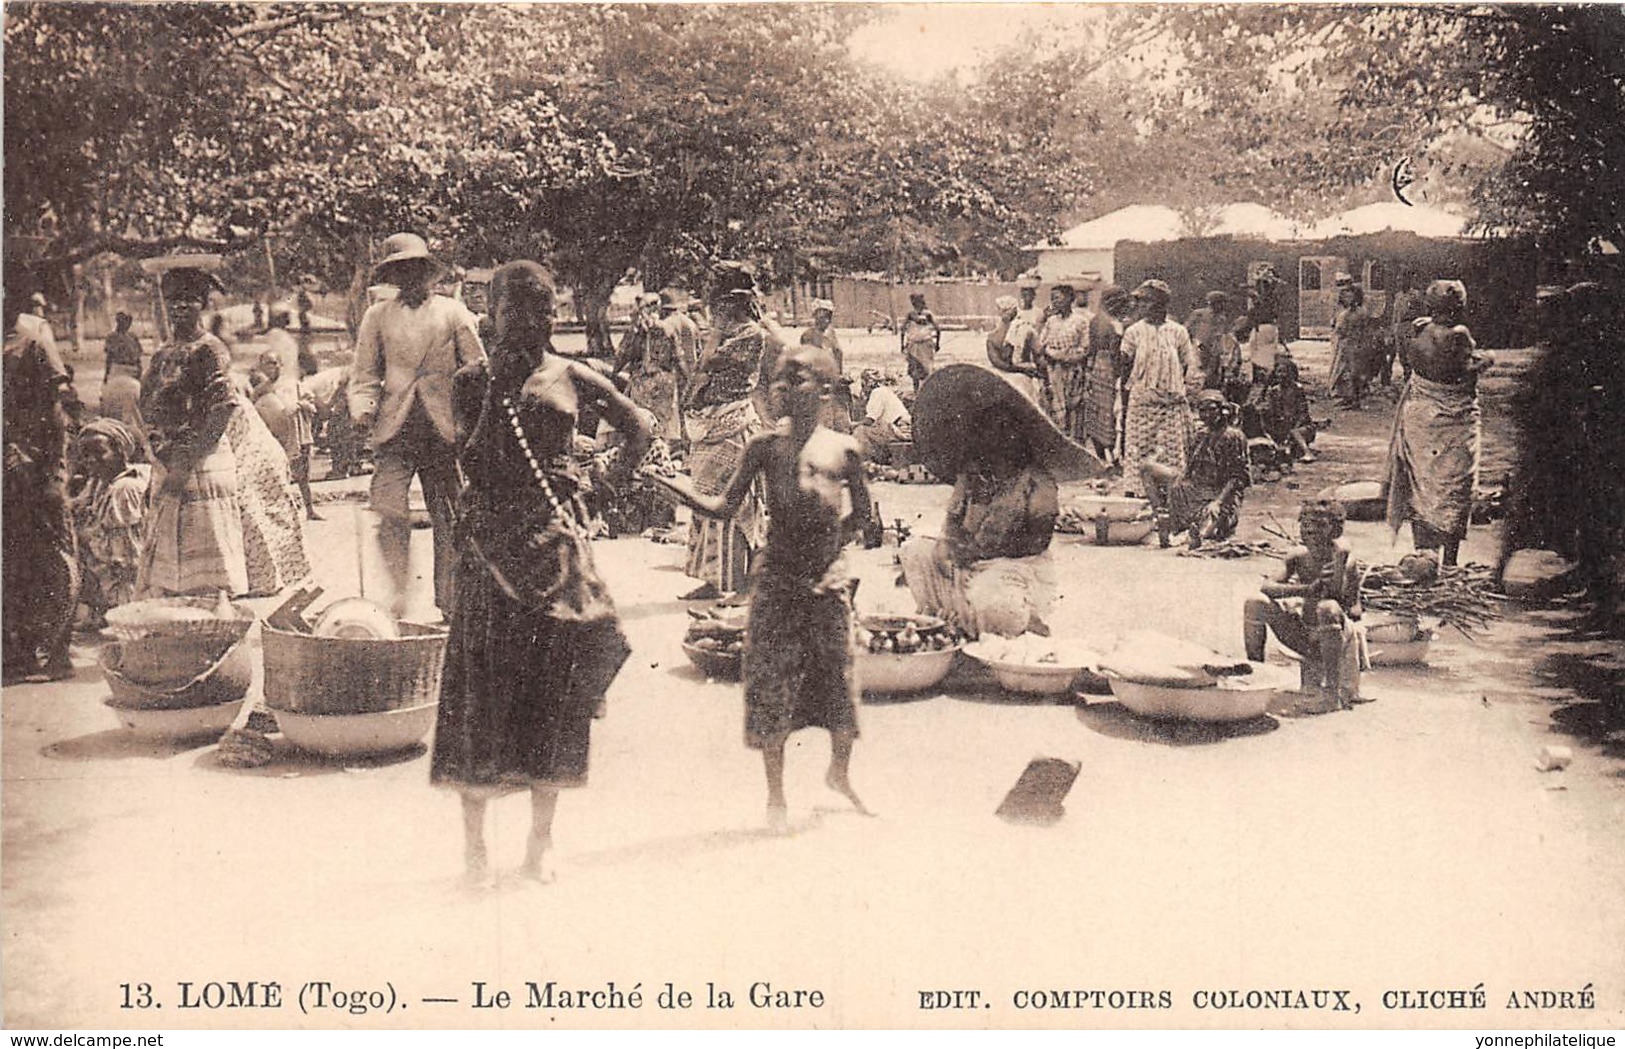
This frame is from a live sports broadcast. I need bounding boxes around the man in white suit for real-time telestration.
[350,233,484,617]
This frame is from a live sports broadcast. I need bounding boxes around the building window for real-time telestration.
[1299,258,1322,292]
[1364,260,1386,291]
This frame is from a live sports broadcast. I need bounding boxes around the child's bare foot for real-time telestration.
[765,803,790,835]
[825,770,874,817]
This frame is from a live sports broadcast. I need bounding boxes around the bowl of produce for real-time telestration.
[104,696,245,741]
[1108,663,1293,722]
[99,635,254,710]
[682,637,745,680]
[273,702,438,757]
[963,634,1103,696]
[856,614,961,695]
[682,607,747,679]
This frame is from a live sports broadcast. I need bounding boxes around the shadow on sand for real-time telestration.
[1074,700,1280,746]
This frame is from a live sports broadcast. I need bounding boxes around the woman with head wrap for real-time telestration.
[71,418,150,626]
[136,263,310,598]
[1037,280,1093,441]
[1141,389,1251,548]
[1384,279,1492,568]
[1119,279,1201,494]
[679,261,782,602]
[434,260,649,885]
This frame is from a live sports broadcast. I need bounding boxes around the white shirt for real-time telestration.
[1122,318,1199,401]
[865,386,911,432]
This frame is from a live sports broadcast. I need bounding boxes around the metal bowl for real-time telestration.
[857,645,960,695]
[311,598,401,640]
[682,640,743,680]
[104,697,245,741]
[273,702,438,757]
[1367,637,1433,666]
[964,640,1102,696]
[1066,494,1152,523]
[1108,665,1293,722]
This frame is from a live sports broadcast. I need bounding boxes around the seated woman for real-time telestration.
[1243,499,1365,707]
[1141,389,1250,548]
[899,364,1100,639]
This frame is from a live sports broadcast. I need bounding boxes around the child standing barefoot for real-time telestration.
[653,345,874,831]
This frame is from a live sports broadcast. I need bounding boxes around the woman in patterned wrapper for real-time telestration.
[136,263,309,599]
[433,260,650,886]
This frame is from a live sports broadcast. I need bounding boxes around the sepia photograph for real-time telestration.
[3,1,1622,1035]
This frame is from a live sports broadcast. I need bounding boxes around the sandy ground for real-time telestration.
[4,333,1623,1030]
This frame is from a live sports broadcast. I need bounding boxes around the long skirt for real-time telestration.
[138,402,309,597]
[1123,393,1193,489]
[684,400,767,592]
[1385,375,1480,544]
[431,547,630,790]
[743,575,858,748]
[898,538,1056,639]
[1081,357,1119,452]
[1046,360,1088,444]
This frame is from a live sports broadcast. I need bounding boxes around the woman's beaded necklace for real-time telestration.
[503,396,588,541]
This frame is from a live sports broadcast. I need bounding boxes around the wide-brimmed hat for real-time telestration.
[913,364,1105,483]
[810,298,835,314]
[710,260,758,301]
[376,232,433,267]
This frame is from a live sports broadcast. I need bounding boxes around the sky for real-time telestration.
[845,3,1090,82]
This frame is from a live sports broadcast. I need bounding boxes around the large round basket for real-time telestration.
[104,597,256,644]
[99,636,254,710]
[262,622,449,715]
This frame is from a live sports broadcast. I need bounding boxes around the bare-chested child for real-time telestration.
[651,344,874,832]
[1243,499,1365,707]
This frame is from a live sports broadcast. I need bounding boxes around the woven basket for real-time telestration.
[99,636,254,710]
[263,622,449,715]
[104,597,256,644]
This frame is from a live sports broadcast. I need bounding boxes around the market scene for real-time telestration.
[4,2,1624,1033]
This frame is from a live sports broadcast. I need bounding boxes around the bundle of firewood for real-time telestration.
[1359,561,1508,638]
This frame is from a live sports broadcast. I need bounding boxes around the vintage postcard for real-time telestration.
[3,1,1621,1035]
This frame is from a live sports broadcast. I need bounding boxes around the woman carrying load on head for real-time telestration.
[136,262,309,599]
[898,364,1104,640]
[433,260,650,886]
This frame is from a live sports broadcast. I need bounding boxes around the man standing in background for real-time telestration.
[350,232,484,619]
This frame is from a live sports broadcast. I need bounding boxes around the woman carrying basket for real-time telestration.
[432,260,650,886]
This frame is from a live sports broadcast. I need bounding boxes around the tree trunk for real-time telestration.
[574,280,616,359]
[344,234,372,344]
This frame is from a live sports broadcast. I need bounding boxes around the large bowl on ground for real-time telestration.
[104,596,256,644]
[273,702,438,757]
[104,696,244,741]
[1367,637,1433,666]
[1066,494,1151,523]
[858,645,960,695]
[964,640,1102,696]
[99,636,254,710]
[262,622,448,715]
[1077,517,1156,546]
[1108,665,1292,722]
[681,640,743,680]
